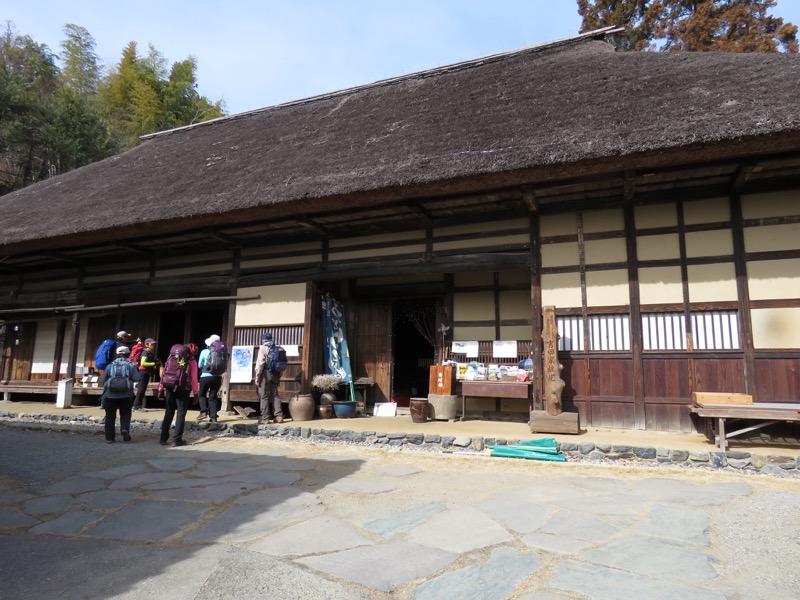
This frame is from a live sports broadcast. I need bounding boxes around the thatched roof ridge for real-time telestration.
[1,30,799,253]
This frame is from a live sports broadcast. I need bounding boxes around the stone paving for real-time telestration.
[1,425,799,599]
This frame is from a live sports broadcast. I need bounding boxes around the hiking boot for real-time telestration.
[170,439,187,448]
[121,430,131,442]
[275,416,284,424]
[134,407,147,413]
[159,440,168,446]
[196,413,208,422]
[105,439,115,444]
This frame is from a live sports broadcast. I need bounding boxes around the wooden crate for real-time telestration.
[692,392,752,406]
[429,366,456,396]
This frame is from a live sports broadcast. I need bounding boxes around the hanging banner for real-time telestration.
[321,295,353,383]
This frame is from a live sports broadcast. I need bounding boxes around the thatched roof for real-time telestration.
[2,29,800,256]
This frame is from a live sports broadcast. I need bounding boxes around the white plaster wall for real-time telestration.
[639,266,683,304]
[499,290,532,320]
[748,259,800,301]
[635,203,677,229]
[453,326,495,340]
[684,197,729,224]
[500,325,533,340]
[584,208,624,232]
[541,242,578,268]
[454,291,494,320]
[586,270,630,306]
[751,307,800,349]
[742,190,800,219]
[584,238,626,264]
[31,319,57,373]
[685,230,732,257]
[744,223,800,253]
[687,264,738,302]
[540,213,576,237]
[235,283,306,326]
[637,233,680,261]
[541,273,582,308]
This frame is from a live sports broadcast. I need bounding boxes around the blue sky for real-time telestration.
[4,1,799,115]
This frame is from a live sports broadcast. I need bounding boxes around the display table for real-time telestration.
[460,380,531,421]
[690,402,800,451]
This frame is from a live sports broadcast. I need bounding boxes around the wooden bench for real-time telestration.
[690,402,800,451]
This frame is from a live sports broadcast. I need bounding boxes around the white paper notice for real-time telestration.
[451,340,479,357]
[282,344,300,357]
[492,340,518,358]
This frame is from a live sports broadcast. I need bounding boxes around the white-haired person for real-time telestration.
[197,334,227,422]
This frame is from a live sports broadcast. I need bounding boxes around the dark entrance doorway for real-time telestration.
[156,306,226,362]
[391,299,436,399]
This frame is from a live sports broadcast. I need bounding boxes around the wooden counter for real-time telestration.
[460,380,532,421]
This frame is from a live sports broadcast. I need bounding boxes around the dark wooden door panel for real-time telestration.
[354,301,392,404]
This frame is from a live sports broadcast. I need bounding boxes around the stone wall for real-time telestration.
[2,410,798,478]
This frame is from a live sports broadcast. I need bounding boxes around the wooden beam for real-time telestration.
[623,171,636,202]
[296,218,329,237]
[521,185,538,212]
[406,202,433,226]
[624,206,646,430]
[730,163,756,193]
[730,193,757,400]
[41,253,82,265]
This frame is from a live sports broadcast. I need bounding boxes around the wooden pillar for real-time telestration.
[222,248,240,413]
[730,193,757,399]
[67,313,81,380]
[529,213,543,411]
[624,206,646,430]
[541,306,564,415]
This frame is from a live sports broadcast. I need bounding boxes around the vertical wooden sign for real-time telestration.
[542,305,565,416]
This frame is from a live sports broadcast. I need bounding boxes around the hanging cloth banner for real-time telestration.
[321,294,353,384]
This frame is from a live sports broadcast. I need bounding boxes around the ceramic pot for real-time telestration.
[332,400,356,418]
[409,398,429,423]
[288,394,315,422]
[320,391,338,404]
[317,404,334,419]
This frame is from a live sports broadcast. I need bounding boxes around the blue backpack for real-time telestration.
[269,345,288,373]
[94,339,116,370]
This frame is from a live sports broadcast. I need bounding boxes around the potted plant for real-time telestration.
[312,374,341,418]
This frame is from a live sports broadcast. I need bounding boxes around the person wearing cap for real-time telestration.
[115,330,132,352]
[101,345,140,443]
[254,332,283,423]
[132,338,159,412]
[197,334,222,422]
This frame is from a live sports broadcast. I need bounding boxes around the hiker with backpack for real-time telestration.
[197,334,229,423]
[132,338,159,413]
[94,330,133,373]
[101,345,140,444]
[254,332,287,424]
[157,343,199,448]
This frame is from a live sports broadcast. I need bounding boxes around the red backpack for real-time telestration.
[129,343,144,368]
[161,344,192,390]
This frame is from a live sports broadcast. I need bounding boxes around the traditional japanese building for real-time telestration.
[1,28,799,431]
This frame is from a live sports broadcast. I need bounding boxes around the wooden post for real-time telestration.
[541,305,564,416]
